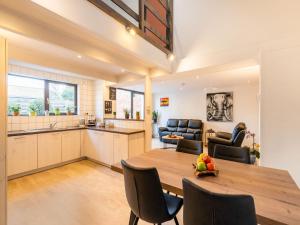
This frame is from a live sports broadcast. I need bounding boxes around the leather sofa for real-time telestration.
[159,119,203,144]
[207,122,247,156]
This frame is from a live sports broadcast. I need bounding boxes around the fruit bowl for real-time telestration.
[193,153,219,177]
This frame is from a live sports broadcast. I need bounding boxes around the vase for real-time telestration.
[13,111,20,116]
[250,154,256,164]
[30,112,37,116]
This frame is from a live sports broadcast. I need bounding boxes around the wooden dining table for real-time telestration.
[111,149,300,225]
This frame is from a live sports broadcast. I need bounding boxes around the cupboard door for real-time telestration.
[7,135,38,176]
[83,130,99,160]
[113,134,128,164]
[101,132,114,165]
[38,132,62,168]
[62,131,81,162]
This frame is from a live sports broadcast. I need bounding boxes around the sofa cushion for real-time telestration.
[188,120,202,129]
[167,127,177,132]
[182,133,195,140]
[177,127,187,133]
[178,119,188,128]
[187,128,201,134]
[161,131,171,137]
[167,119,179,127]
[172,132,182,136]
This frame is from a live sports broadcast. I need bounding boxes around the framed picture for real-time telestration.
[160,97,169,107]
[207,92,233,122]
[109,87,116,100]
[104,101,112,114]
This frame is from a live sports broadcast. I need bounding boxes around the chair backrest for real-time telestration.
[121,160,170,223]
[213,144,251,164]
[176,139,203,155]
[231,122,246,146]
[183,178,257,225]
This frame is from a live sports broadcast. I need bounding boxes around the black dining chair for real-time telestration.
[176,139,203,155]
[121,160,183,225]
[213,144,251,164]
[182,178,257,225]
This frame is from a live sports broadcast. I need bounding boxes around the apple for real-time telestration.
[197,162,207,171]
[203,155,211,164]
[206,162,215,171]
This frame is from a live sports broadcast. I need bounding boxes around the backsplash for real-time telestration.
[7,64,96,131]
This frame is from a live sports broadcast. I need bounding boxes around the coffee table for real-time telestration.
[162,135,184,149]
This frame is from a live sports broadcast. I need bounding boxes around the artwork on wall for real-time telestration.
[207,92,233,122]
[109,87,116,100]
[104,100,112,114]
[160,97,169,107]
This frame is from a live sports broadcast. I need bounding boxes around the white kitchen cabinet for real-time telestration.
[7,135,38,176]
[113,133,128,164]
[38,132,62,168]
[101,132,113,165]
[62,130,81,162]
[83,130,99,159]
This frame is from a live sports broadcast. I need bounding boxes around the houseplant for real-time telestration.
[54,107,61,116]
[66,106,74,115]
[246,130,260,164]
[9,104,21,116]
[152,110,158,123]
[28,103,38,116]
[124,108,130,119]
[113,112,116,118]
[136,111,140,120]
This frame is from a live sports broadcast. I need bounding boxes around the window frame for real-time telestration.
[8,74,78,116]
[116,88,144,120]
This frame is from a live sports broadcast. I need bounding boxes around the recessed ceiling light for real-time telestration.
[196,75,200,79]
[77,55,82,59]
[121,69,126,73]
[167,53,175,61]
[126,25,136,36]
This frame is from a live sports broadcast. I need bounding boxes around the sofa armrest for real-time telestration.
[216,132,232,140]
[208,137,232,145]
[159,127,168,132]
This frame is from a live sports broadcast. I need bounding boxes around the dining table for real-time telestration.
[111,149,300,225]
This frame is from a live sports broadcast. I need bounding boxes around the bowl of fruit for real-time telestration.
[193,153,219,177]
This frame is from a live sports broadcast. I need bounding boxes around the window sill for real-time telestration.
[104,118,144,122]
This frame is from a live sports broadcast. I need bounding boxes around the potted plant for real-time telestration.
[54,107,61,116]
[246,130,261,164]
[136,111,140,120]
[28,103,38,116]
[152,110,158,123]
[123,108,130,119]
[9,104,21,116]
[66,106,73,115]
[113,112,116,118]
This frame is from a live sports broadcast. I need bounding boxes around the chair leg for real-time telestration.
[129,211,139,225]
[174,216,179,225]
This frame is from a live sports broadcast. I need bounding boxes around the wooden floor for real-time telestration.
[7,160,183,225]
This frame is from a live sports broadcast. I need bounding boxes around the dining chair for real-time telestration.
[176,139,203,155]
[213,144,251,164]
[182,178,257,225]
[121,160,183,225]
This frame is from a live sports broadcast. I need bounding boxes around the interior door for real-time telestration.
[0,37,7,225]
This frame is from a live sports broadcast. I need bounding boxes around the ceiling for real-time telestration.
[118,65,260,93]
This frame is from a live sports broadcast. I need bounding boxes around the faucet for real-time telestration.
[50,122,57,129]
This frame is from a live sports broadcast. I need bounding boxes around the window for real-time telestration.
[8,74,78,116]
[116,88,144,120]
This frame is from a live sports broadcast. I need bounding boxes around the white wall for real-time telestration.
[260,46,300,187]
[153,84,259,146]
[174,0,300,72]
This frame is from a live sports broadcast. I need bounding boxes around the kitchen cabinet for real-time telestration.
[7,135,38,176]
[38,132,62,168]
[62,130,81,162]
[113,133,128,164]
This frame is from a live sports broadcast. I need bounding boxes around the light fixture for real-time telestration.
[77,55,82,59]
[121,68,126,73]
[126,25,136,36]
[196,75,200,79]
[167,53,175,61]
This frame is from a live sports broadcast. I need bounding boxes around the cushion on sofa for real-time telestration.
[182,133,195,140]
[167,119,179,127]
[178,119,188,128]
[188,120,202,129]
[167,127,177,132]
[187,128,201,134]
[161,131,172,137]
[172,132,182,136]
[177,127,187,133]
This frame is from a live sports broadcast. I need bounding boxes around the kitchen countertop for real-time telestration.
[7,126,145,137]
